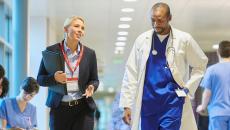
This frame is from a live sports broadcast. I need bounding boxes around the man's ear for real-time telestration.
[168,14,172,21]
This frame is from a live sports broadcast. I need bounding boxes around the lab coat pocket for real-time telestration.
[175,49,186,64]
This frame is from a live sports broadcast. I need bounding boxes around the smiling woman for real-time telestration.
[37,15,99,130]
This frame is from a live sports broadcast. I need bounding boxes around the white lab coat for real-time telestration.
[119,27,208,130]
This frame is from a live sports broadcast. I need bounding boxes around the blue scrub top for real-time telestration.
[141,32,184,117]
[200,62,230,118]
[0,98,37,129]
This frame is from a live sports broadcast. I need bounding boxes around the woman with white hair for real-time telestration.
[37,16,99,130]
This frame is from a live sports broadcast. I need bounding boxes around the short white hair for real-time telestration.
[63,16,85,28]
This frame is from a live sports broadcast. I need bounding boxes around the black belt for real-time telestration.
[60,98,84,107]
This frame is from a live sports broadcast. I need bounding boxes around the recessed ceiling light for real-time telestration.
[118,31,128,36]
[121,8,135,13]
[114,50,119,54]
[120,17,132,22]
[118,24,130,29]
[117,37,127,41]
[114,49,124,54]
[123,0,136,1]
[115,42,126,46]
[115,46,125,51]
[212,44,218,49]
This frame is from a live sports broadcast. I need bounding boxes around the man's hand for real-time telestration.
[123,107,131,125]
[82,85,94,98]
[196,89,211,116]
[54,71,66,84]
[196,105,206,116]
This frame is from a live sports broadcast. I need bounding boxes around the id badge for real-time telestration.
[175,89,187,97]
[66,78,78,92]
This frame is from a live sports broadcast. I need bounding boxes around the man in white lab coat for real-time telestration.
[119,2,208,130]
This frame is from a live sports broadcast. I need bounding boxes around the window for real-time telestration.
[0,0,12,96]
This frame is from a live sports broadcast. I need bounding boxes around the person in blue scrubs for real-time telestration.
[0,77,39,130]
[140,32,185,130]
[111,92,130,130]
[140,4,185,130]
[196,41,230,130]
[120,2,208,130]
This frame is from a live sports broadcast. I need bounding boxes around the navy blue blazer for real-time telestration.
[37,42,99,109]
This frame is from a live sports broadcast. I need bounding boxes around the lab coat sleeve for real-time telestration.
[185,34,208,97]
[119,39,139,109]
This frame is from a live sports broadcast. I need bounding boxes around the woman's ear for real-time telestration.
[81,32,85,37]
[64,27,68,33]
[64,27,68,38]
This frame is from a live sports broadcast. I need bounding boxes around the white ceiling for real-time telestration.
[30,0,230,90]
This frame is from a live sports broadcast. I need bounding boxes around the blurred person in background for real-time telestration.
[0,77,9,99]
[196,40,230,130]
[0,65,5,79]
[0,77,39,130]
[0,65,5,86]
[111,92,130,130]
[0,65,9,99]
[0,77,9,129]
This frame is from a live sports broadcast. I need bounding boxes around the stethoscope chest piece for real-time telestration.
[152,49,158,55]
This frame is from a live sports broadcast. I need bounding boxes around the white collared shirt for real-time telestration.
[62,41,83,102]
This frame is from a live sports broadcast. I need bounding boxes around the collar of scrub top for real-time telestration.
[151,30,170,56]
[151,27,176,70]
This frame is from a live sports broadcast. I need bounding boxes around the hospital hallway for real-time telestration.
[0,0,229,129]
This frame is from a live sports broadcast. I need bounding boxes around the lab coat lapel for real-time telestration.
[166,28,185,87]
[140,30,153,73]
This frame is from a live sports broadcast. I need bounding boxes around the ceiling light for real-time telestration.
[114,50,119,54]
[114,49,124,54]
[117,37,127,41]
[121,8,135,13]
[120,17,132,22]
[115,46,125,51]
[118,24,130,29]
[118,31,128,36]
[115,42,126,46]
[212,44,219,49]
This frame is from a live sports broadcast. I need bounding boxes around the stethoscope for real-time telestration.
[151,28,176,68]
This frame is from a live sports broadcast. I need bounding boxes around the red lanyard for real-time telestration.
[66,77,78,81]
[59,42,84,77]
